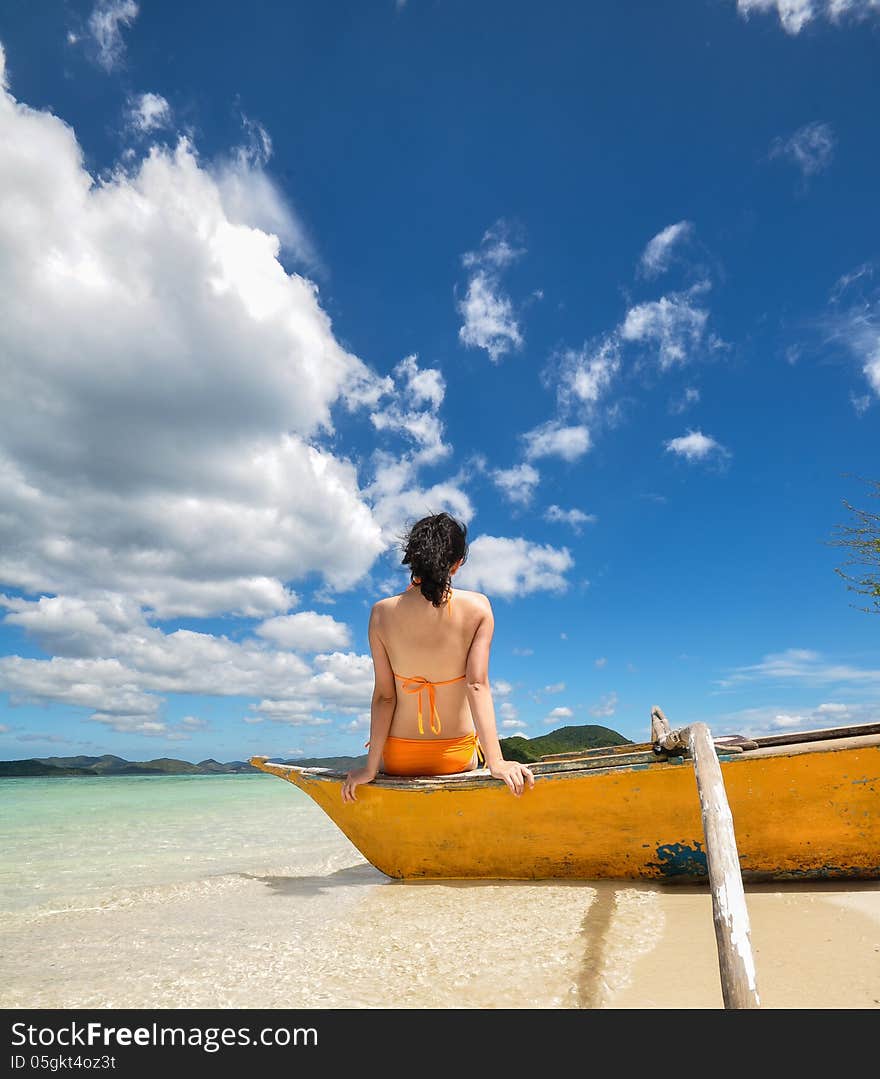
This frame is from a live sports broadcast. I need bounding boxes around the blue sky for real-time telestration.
[1,0,879,763]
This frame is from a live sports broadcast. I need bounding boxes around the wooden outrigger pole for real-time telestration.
[652,706,761,1009]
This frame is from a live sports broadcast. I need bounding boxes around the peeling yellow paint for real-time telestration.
[250,742,880,881]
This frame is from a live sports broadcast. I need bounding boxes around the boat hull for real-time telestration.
[251,735,880,882]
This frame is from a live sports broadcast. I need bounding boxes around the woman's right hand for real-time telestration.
[488,759,535,797]
[341,766,378,803]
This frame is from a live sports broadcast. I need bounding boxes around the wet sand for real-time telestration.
[3,867,878,1009]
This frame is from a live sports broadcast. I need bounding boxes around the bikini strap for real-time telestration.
[394,672,467,735]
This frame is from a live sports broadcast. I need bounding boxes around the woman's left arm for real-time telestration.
[341,604,396,803]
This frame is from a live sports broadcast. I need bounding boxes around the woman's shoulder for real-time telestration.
[453,587,492,610]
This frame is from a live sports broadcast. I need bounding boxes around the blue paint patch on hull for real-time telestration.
[648,841,709,878]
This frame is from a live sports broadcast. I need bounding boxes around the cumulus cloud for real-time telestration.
[736,0,880,35]
[211,119,323,271]
[770,121,835,178]
[664,430,729,462]
[370,355,449,465]
[589,691,618,718]
[638,220,693,277]
[595,657,607,668]
[393,353,445,409]
[0,51,397,618]
[455,536,573,598]
[364,451,473,547]
[554,337,621,414]
[544,682,566,693]
[255,612,352,652]
[544,505,596,533]
[87,0,139,71]
[457,222,525,363]
[544,705,573,724]
[127,92,170,133]
[491,463,541,506]
[0,593,382,734]
[501,718,528,730]
[523,422,591,462]
[620,284,718,369]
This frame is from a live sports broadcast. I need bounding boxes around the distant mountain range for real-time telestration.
[0,724,632,778]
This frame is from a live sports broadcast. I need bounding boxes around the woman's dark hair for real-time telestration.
[400,512,468,608]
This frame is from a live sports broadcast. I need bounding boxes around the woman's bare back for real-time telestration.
[373,585,486,739]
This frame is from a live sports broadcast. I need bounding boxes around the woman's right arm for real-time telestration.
[465,595,535,798]
[342,603,396,803]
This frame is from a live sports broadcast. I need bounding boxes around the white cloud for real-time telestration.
[499,702,519,722]
[340,714,370,732]
[555,337,621,413]
[393,354,445,409]
[665,430,729,462]
[492,680,513,697]
[698,699,874,739]
[461,223,525,270]
[589,691,618,718]
[544,505,596,533]
[544,705,573,724]
[128,92,170,133]
[0,591,383,736]
[256,612,352,652]
[638,220,693,277]
[0,723,10,733]
[211,120,323,271]
[620,285,714,369]
[501,718,528,730]
[736,0,880,34]
[770,121,835,177]
[492,463,541,506]
[87,0,139,71]
[544,682,566,693]
[364,451,473,546]
[458,222,525,363]
[369,355,448,465]
[371,408,449,465]
[0,56,395,617]
[717,648,880,689]
[179,715,209,730]
[512,647,534,656]
[830,262,874,303]
[594,657,607,668]
[523,422,591,462]
[455,536,573,598]
[821,292,880,398]
[670,386,701,413]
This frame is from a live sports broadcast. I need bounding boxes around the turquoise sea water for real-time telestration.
[1,774,877,1008]
[0,773,353,914]
[0,772,598,1007]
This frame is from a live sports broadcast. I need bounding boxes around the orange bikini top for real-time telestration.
[392,579,465,735]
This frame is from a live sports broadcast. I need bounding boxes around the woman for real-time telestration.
[341,512,535,802]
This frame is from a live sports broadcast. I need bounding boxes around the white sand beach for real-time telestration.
[2,775,877,1010]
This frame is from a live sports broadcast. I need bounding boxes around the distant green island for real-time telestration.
[0,724,631,778]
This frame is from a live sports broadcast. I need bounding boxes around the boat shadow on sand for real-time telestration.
[239,868,878,1007]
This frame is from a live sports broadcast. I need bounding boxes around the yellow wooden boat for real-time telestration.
[250,719,880,882]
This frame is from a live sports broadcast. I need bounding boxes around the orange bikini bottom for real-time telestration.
[381,731,484,777]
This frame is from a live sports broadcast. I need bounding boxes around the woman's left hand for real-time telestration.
[341,767,377,803]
